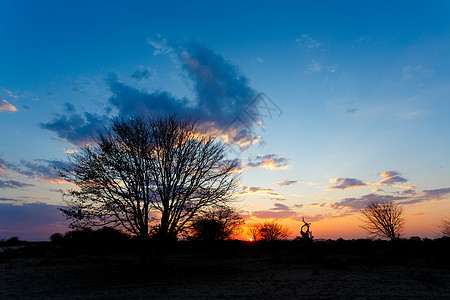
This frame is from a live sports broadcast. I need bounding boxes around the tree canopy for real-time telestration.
[60,116,240,241]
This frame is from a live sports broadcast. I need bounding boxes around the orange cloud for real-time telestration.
[247,154,291,170]
[0,99,18,112]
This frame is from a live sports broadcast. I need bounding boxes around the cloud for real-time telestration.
[251,210,297,220]
[2,158,72,184]
[399,187,450,205]
[329,193,408,211]
[40,111,110,145]
[0,202,69,240]
[422,187,450,199]
[238,186,285,199]
[270,203,291,211]
[296,34,321,49]
[18,159,72,184]
[274,180,299,186]
[402,65,434,80]
[43,41,267,151]
[247,154,291,170]
[130,67,153,81]
[346,108,358,113]
[325,171,414,190]
[306,59,336,73]
[329,187,450,211]
[0,99,18,112]
[64,102,76,113]
[251,202,297,220]
[378,171,408,184]
[326,178,367,190]
[0,158,11,177]
[147,34,173,55]
[0,179,34,189]
[0,197,19,202]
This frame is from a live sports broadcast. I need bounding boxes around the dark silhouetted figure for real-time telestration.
[300,217,313,240]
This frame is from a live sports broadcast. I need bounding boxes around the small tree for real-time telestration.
[189,207,244,241]
[258,221,289,241]
[360,200,405,240]
[60,116,240,243]
[247,224,261,242]
[437,217,450,237]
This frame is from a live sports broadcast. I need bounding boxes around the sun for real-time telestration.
[249,238,253,242]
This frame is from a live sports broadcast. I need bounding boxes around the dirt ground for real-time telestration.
[1,247,449,299]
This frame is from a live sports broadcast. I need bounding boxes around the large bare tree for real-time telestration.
[258,221,289,241]
[60,116,240,242]
[360,200,405,240]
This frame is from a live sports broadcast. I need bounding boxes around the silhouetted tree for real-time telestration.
[247,224,261,242]
[60,116,240,243]
[258,221,289,241]
[190,207,244,241]
[360,200,405,240]
[437,217,450,237]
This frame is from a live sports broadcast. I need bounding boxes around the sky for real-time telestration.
[1,0,450,240]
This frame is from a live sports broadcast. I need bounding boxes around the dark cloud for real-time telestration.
[107,73,191,118]
[329,187,450,212]
[130,67,152,81]
[0,197,19,202]
[238,186,285,199]
[422,187,450,198]
[274,180,299,186]
[0,203,69,240]
[0,179,34,189]
[326,178,367,190]
[247,154,290,170]
[270,203,291,211]
[329,193,408,211]
[64,102,76,113]
[251,202,297,220]
[1,157,72,184]
[379,171,408,184]
[41,41,265,150]
[346,108,358,113]
[399,187,450,205]
[40,111,109,144]
[18,159,72,183]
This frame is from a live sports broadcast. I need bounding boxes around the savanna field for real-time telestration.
[2,2,450,299]
[1,234,449,299]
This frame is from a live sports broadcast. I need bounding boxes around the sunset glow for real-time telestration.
[1,1,450,241]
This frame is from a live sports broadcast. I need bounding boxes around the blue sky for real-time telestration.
[1,1,450,240]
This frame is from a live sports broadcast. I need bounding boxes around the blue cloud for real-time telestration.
[0,202,69,240]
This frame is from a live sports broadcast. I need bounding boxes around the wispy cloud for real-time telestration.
[0,99,18,112]
[328,187,450,212]
[274,180,299,186]
[306,59,336,73]
[130,66,153,81]
[326,178,367,190]
[296,34,321,49]
[402,65,434,80]
[1,157,71,184]
[0,179,34,189]
[326,171,415,190]
[247,154,291,170]
[238,186,285,199]
[251,202,297,220]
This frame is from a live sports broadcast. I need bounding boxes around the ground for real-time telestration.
[1,242,449,299]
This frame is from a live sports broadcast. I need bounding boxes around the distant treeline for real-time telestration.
[1,227,448,270]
